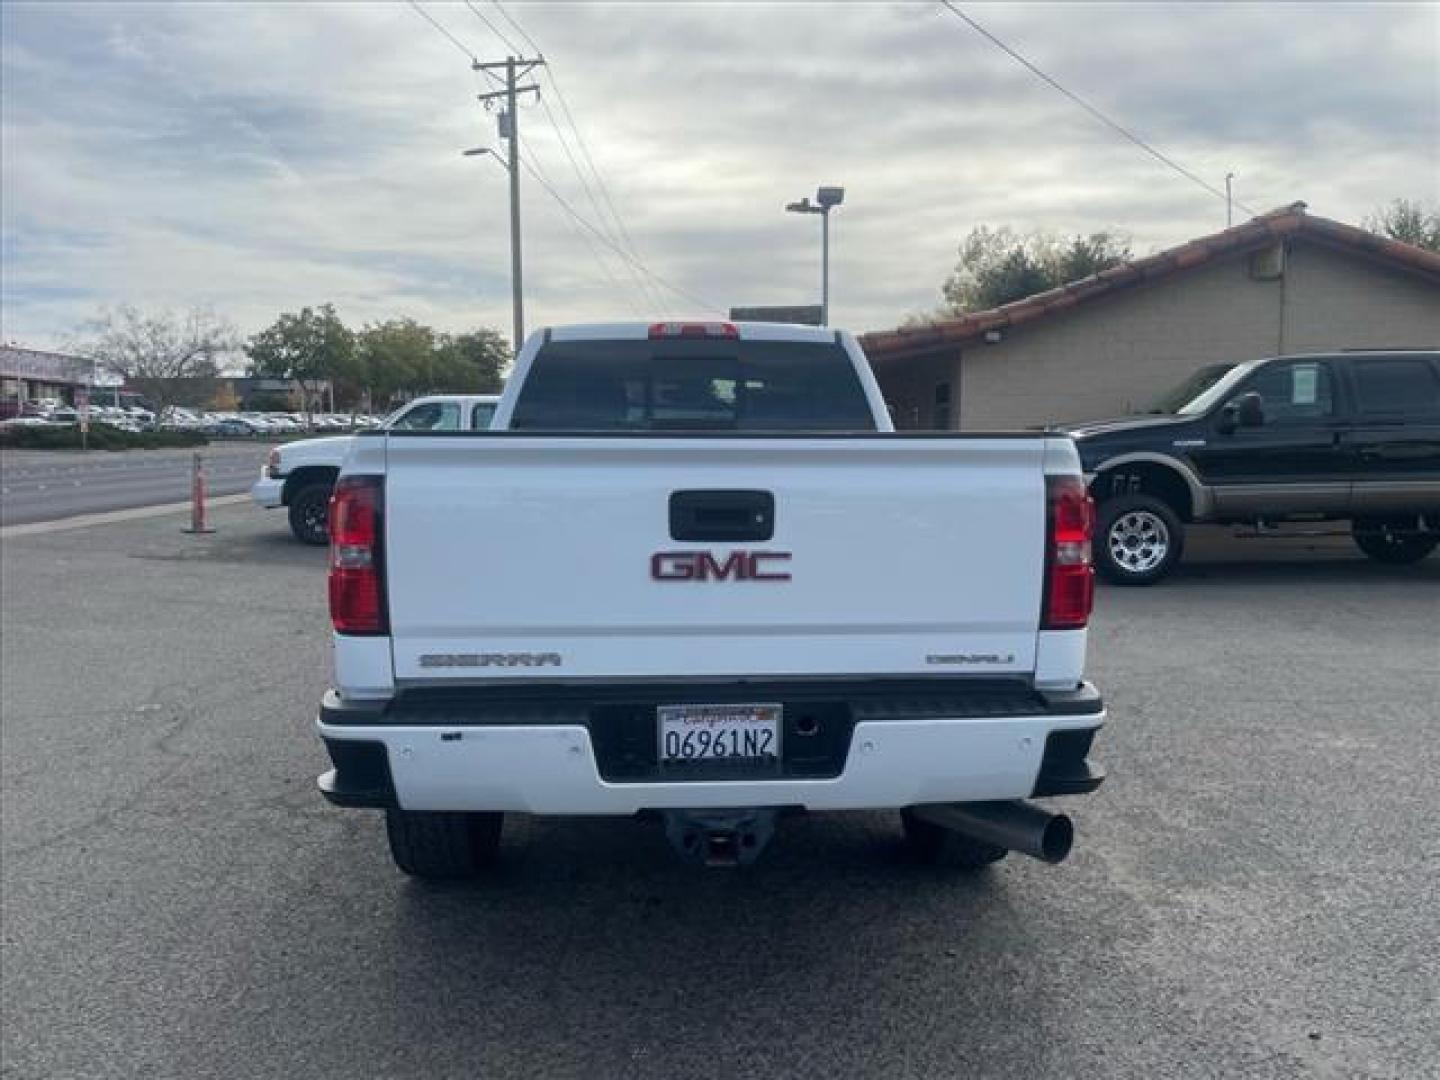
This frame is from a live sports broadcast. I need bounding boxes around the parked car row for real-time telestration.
[158,408,385,436]
[0,401,386,437]
[0,403,154,431]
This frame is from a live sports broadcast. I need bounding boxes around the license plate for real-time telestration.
[658,703,781,764]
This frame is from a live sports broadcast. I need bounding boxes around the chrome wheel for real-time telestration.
[1107,510,1170,574]
[288,483,333,545]
[300,501,327,540]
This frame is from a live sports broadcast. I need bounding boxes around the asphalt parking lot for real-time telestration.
[2,507,1437,1079]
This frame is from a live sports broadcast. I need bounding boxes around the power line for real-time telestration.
[522,150,647,317]
[404,0,479,64]
[518,149,720,314]
[534,92,670,315]
[539,74,668,313]
[460,2,664,312]
[462,0,523,57]
[491,0,671,313]
[489,0,542,53]
[936,1,1256,216]
[407,2,700,318]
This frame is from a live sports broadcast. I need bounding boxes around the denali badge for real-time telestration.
[927,653,1016,665]
[419,652,563,668]
[651,550,793,582]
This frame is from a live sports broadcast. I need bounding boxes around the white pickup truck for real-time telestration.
[316,322,1104,876]
[251,394,499,543]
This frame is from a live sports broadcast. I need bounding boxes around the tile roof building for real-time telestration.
[861,204,1440,430]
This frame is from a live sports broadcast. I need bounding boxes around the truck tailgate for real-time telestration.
[382,435,1047,682]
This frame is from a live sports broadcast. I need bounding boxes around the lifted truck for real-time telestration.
[1072,350,1440,584]
[316,321,1104,875]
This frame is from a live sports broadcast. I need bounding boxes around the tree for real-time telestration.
[1362,199,1440,253]
[940,226,1132,315]
[432,329,509,393]
[245,304,354,419]
[245,391,293,412]
[74,305,239,419]
[355,318,436,410]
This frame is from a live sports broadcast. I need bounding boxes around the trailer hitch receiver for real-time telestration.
[662,808,779,867]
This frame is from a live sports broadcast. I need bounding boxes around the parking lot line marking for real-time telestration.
[0,494,252,538]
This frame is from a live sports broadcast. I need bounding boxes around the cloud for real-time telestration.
[2,0,1436,348]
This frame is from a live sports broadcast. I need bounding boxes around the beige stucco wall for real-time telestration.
[872,239,1439,431]
[1281,243,1440,353]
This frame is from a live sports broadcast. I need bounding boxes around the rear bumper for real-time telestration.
[316,681,1105,814]
[251,474,283,509]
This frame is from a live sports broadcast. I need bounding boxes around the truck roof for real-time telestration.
[545,322,841,344]
[402,393,500,407]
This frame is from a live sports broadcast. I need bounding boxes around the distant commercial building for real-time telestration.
[862,203,1440,430]
[0,345,94,416]
[729,305,824,326]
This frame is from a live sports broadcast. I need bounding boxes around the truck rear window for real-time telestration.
[509,340,877,431]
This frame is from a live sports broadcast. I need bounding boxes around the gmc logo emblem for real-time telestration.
[651,550,792,582]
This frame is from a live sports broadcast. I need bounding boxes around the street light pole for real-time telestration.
[821,209,830,327]
[786,186,844,326]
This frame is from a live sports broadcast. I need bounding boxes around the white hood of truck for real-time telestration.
[278,435,355,469]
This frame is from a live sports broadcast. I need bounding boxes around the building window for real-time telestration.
[932,381,952,430]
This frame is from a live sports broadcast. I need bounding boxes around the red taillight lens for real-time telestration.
[328,475,386,635]
[648,321,740,340]
[1042,475,1095,630]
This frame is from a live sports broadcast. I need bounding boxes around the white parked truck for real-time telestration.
[316,322,1104,875]
[252,395,499,543]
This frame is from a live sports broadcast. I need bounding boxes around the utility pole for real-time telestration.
[474,56,544,354]
[1225,172,1235,228]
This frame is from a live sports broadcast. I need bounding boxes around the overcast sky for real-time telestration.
[2,1,1437,351]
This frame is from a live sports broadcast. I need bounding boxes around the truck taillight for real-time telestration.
[648,321,740,340]
[265,446,281,478]
[328,475,387,635]
[1042,475,1095,630]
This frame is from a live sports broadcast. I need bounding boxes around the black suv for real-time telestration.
[1069,350,1440,584]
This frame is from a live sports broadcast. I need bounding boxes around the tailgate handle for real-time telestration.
[670,490,774,542]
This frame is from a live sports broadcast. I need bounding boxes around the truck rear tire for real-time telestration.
[901,808,1007,870]
[1352,519,1439,565]
[287,482,333,546]
[1095,494,1185,586]
[385,810,503,880]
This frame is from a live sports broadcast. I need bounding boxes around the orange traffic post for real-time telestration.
[183,451,215,534]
